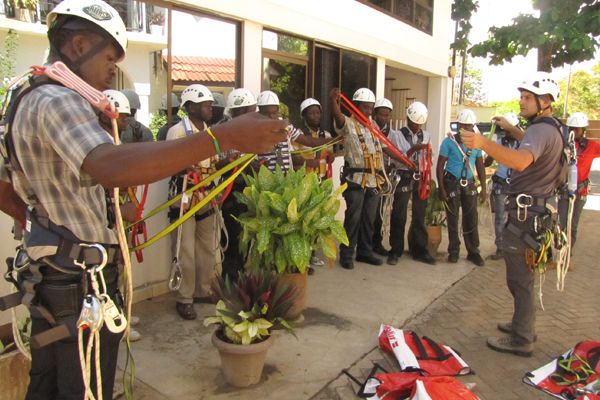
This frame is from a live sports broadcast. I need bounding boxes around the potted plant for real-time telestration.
[0,317,31,399]
[204,270,297,388]
[234,165,348,320]
[147,11,164,35]
[15,0,36,23]
[423,180,447,257]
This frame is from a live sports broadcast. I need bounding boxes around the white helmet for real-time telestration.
[501,112,520,127]
[517,72,560,102]
[257,91,280,107]
[120,89,139,110]
[567,112,589,128]
[407,102,428,124]
[161,93,179,110]
[104,90,130,114]
[228,88,257,109]
[352,88,375,103]
[181,84,214,107]
[374,98,393,111]
[47,0,128,62]
[300,98,321,115]
[211,93,226,108]
[456,109,477,124]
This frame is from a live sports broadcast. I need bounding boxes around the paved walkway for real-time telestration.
[117,193,600,400]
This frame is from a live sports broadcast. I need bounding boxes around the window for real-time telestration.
[358,0,434,35]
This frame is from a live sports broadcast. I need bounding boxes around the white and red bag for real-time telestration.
[524,340,600,399]
[364,374,479,400]
[378,324,472,376]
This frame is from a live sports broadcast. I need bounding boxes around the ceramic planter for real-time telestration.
[278,270,308,322]
[211,330,274,388]
[426,225,442,257]
[0,349,30,400]
[149,24,163,35]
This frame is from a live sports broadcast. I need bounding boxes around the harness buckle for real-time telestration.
[459,179,468,187]
[505,177,511,184]
[412,172,421,181]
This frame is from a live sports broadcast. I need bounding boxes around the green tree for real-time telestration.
[469,0,600,72]
[553,62,600,119]
[0,29,19,100]
[490,98,521,115]
[453,56,488,106]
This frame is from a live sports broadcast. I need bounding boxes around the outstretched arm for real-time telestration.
[0,181,27,224]
[461,132,533,171]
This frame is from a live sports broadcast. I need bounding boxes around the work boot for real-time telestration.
[497,322,537,342]
[373,245,389,257]
[176,302,197,320]
[356,254,383,266]
[448,254,459,263]
[340,258,354,270]
[467,253,485,266]
[487,336,533,357]
[387,254,399,265]
[414,253,437,265]
[490,250,504,260]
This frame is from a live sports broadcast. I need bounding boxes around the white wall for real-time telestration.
[176,0,452,78]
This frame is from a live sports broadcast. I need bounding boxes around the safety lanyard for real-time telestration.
[350,116,380,188]
[448,133,476,187]
[418,143,432,200]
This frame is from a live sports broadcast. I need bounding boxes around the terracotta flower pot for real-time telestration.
[0,350,30,400]
[278,271,308,322]
[211,330,275,388]
[426,225,442,257]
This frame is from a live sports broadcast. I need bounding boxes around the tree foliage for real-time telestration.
[552,62,600,119]
[469,0,600,72]
[490,98,521,115]
[0,29,19,100]
[453,56,488,106]
[451,0,480,51]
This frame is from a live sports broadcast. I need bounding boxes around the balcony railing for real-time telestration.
[2,0,166,35]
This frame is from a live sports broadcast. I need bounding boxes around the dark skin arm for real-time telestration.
[436,155,449,202]
[382,146,423,171]
[0,180,27,224]
[329,88,346,130]
[82,113,287,189]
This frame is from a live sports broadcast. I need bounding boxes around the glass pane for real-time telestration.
[369,0,392,12]
[314,47,340,135]
[263,58,306,127]
[262,30,308,57]
[341,51,370,107]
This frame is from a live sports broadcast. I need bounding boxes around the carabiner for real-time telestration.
[168,260,183,291]
[460,179,468,187]
[73,243,108,273]
[412,172,421,181]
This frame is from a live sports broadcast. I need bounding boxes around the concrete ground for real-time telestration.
[117,179,600,400]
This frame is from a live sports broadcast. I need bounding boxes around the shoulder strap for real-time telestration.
[400,126,411,141]
[577,138,588,156]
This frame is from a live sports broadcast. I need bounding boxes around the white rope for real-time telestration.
[78,328,102,400]
[556,195,575,292]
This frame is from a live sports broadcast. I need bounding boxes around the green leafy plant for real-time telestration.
[204,270,297,345]
[234,165,348,274]
[148,11,165,26]
[0,29,19,104]
[425,180,447,227]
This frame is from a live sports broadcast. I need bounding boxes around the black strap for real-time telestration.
[409,332,452,362]
[506,222,543,252]
[577,138,588,156]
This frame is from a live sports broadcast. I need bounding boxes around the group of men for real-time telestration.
[0,0,598,397]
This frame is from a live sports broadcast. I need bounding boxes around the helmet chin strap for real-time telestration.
[527,95,550,122]
[59,36,113,74]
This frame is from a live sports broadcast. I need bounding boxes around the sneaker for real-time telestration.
[373,245,389,257]
[176,302,197,320]
[129,316,140,326]
[467,253,485,266]
[307,266,315,275]
[497,322,537,342]
[340,258,354,270]
[310,256,324,266]
[490,250,504,260]
[414,253,437,265]
[448,254,459,263]
[356,254,383,266]
[387,254,399,265]
[487,336,533,357]
[129,328,141,342]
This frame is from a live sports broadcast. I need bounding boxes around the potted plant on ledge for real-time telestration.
[148,11,165,36]
[204,270,297,388]
[234,165,348,321]
[424,180,447,257]
[15,0,36,23]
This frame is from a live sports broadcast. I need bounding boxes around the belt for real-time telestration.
[492,175,509,184]
[195,207,215,222]
[56,241,121,266]
[507,193,558,221]
[444,172,474,184]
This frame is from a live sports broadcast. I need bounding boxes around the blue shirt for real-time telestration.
[439,136,482,180]
[493,139,519,179]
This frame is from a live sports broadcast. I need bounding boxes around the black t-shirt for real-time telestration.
[508,121,566,196]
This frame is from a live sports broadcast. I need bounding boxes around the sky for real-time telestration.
[466,0,600,102]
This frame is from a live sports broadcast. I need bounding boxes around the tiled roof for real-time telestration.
[165,55,235,84]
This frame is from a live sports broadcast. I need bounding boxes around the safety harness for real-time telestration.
[397,127,432,199]
[349,116,385,189]
[491,137,519,197]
